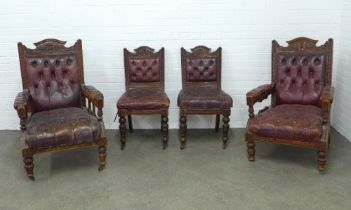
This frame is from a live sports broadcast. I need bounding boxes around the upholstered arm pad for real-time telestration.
[14,90,30,119]
[320,85,335,113]
[246,84,275,106]
[81,85,104,109]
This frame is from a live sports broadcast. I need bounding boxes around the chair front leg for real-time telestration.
[98,142,107,171]
[161,112,169,149]
[179,110,187,150]
[118,111,127,150]
[22,149,34,180]
[246,133,255,161]
[215,114,220,133]
[317,146,327,172]
[222,110,230,149]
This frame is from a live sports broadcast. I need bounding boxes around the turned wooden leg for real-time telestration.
[247,141,256,161]
[128,115,133,133]
[119,114,127,150]
[328,133,331,146]
[246,134,255,161]
[222,110,230,149]
[180,112,187,150]
[23,150,34,180]
[98,144,107,171]
[215,114,220,133]
[161,113,169,149]
[317,148,327,172]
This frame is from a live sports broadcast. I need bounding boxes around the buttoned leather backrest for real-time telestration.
[18,39,84,113]
[181,46,221,88]
[124,47,164,89]
[272,38,333,107]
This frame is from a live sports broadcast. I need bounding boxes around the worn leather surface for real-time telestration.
[185,58,217,82]
[320,85,334,104]
[128,58,160,82]
[81,85,104,108]
[248,104,323,142]
[178,86,232,109]
[24,107,102,149]
[275,54,325,106]
[14,90,30,118]
[246,84,274,105]
[117,88,169,110]
[26,56,81,113]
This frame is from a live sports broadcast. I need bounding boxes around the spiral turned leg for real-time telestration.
[247,140,256,161]
[119,115,127,150]
[23,152,34,181]
[317,149,327,172]
[222,110,230,149]
[161,114,169,149]
[98,144,107,171]
[180,113,187,150]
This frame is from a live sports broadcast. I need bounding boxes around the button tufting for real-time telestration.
[313,57,321,65]
[44,60,49,67]
[302,58,309,65]
[199,60,204,66]
[153,60,157,65]
[291,58,297,66]
[66,58,73,66]
[31,60,38,67]
[209,60,214,65]
[281,58,287,65]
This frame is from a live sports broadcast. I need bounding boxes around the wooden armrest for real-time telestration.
[320,85,335,123]
[81,84,104,109]
[14,89,30,130]
[246,84,274,118]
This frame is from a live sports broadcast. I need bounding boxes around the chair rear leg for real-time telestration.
[161,113,169,149]
[215,114,220,133]
[128,115,133,133]
[22,149,34,181]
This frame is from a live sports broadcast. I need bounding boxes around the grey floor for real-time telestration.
[0,128,351,210]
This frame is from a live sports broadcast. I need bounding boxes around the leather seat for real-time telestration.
[117,88,169,110]
[25,107,103,149]
[248,104,323,142]
[178,87,232,109]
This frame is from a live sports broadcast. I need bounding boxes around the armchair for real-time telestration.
[14,39,107,180]
[245,37,334,172]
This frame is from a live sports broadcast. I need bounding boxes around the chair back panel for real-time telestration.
[124,47,164,89]
[272,37,333,107]
[181,46,221,88]
[18,39,84,113]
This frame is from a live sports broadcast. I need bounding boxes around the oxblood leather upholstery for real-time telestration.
[26,56,81,113]
[185,58,217,82]
[275,54,325,106]
[178,87,232,109]
[117,88,169,110]
[25,107,102,149]
[247,104,323,142]
[128,58,160,82]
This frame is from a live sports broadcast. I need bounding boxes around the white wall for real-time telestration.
[0,0,344,130]
[333,1,351,140]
